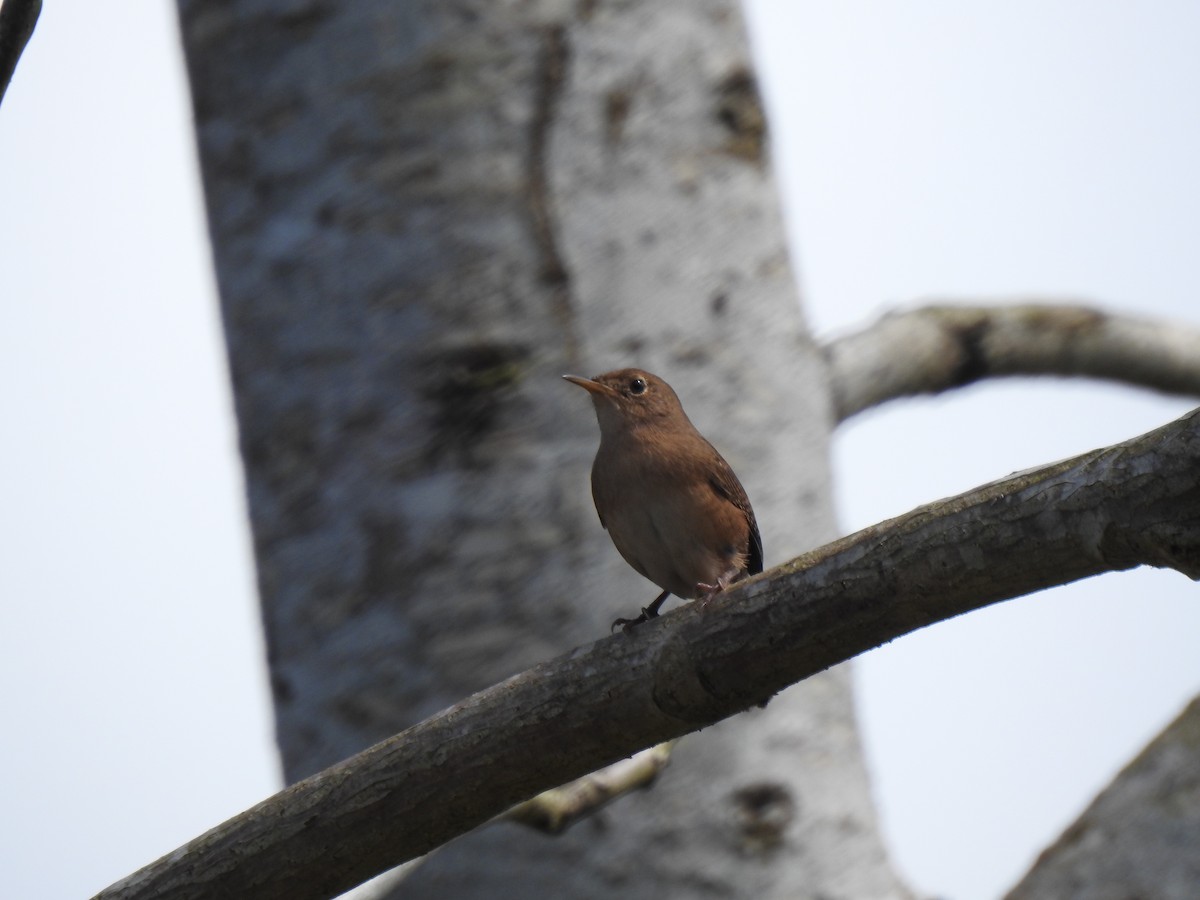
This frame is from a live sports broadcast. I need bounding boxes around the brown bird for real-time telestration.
[564,368,763,631]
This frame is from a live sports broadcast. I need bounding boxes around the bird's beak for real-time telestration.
[562,374,618,398]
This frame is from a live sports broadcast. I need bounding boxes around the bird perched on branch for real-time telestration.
[564,368,763,631]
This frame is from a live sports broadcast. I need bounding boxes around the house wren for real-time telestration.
[564,368,763,630]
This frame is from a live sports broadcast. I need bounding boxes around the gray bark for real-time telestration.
[176,1,903,898]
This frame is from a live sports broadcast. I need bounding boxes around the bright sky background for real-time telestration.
[2,3,1199,899]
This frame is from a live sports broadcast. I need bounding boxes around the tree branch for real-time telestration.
[824,303,1200,422]
[94,408,1200,900]
[0,0,41,109]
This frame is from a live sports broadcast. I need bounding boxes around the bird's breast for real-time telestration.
[590,435,749,599]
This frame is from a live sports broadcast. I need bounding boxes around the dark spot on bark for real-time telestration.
[620,335,646,356]
[604,87,633,146]
[671,344,711,366]
[949,320,990,386]
[731,781,796,855]
[422,51,455,83]
[270,673,294,705]
[275,2,335,37]
[423,342,529,464]
[527,27,571,288]
[527,25,579,366]
[715,67,767,164]
[710,291,728,317]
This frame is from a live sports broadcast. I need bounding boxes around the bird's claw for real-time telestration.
[611,606,657,634]
[697,580,727,607]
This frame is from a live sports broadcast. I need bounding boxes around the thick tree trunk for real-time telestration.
[176,1,906,896]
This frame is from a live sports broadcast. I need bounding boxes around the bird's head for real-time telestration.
[563,368,688,435]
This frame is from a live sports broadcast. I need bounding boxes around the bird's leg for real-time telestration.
[612,589,672,633]
[644,589,671,618]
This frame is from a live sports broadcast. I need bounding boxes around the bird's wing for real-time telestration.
[746,513,764,575]
[707,459,763,576]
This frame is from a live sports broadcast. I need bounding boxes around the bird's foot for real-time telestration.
[611,606,657,634]
[611,590,671,634]
[697,578,728,608]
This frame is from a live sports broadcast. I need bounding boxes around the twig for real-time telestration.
[503,740,677,833]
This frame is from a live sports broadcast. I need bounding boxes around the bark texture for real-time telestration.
[94,407,1200,900]
[1007,695,1200,900]
[175,1,902,897]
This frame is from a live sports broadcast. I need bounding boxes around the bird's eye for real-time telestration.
[629,377,647,395]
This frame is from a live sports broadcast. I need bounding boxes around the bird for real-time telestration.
[564,368,763,631]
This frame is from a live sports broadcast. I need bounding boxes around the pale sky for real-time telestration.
[2,3,1198,899]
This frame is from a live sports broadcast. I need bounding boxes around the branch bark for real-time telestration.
[94,408,1200,900]
[824,303,1200,422]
